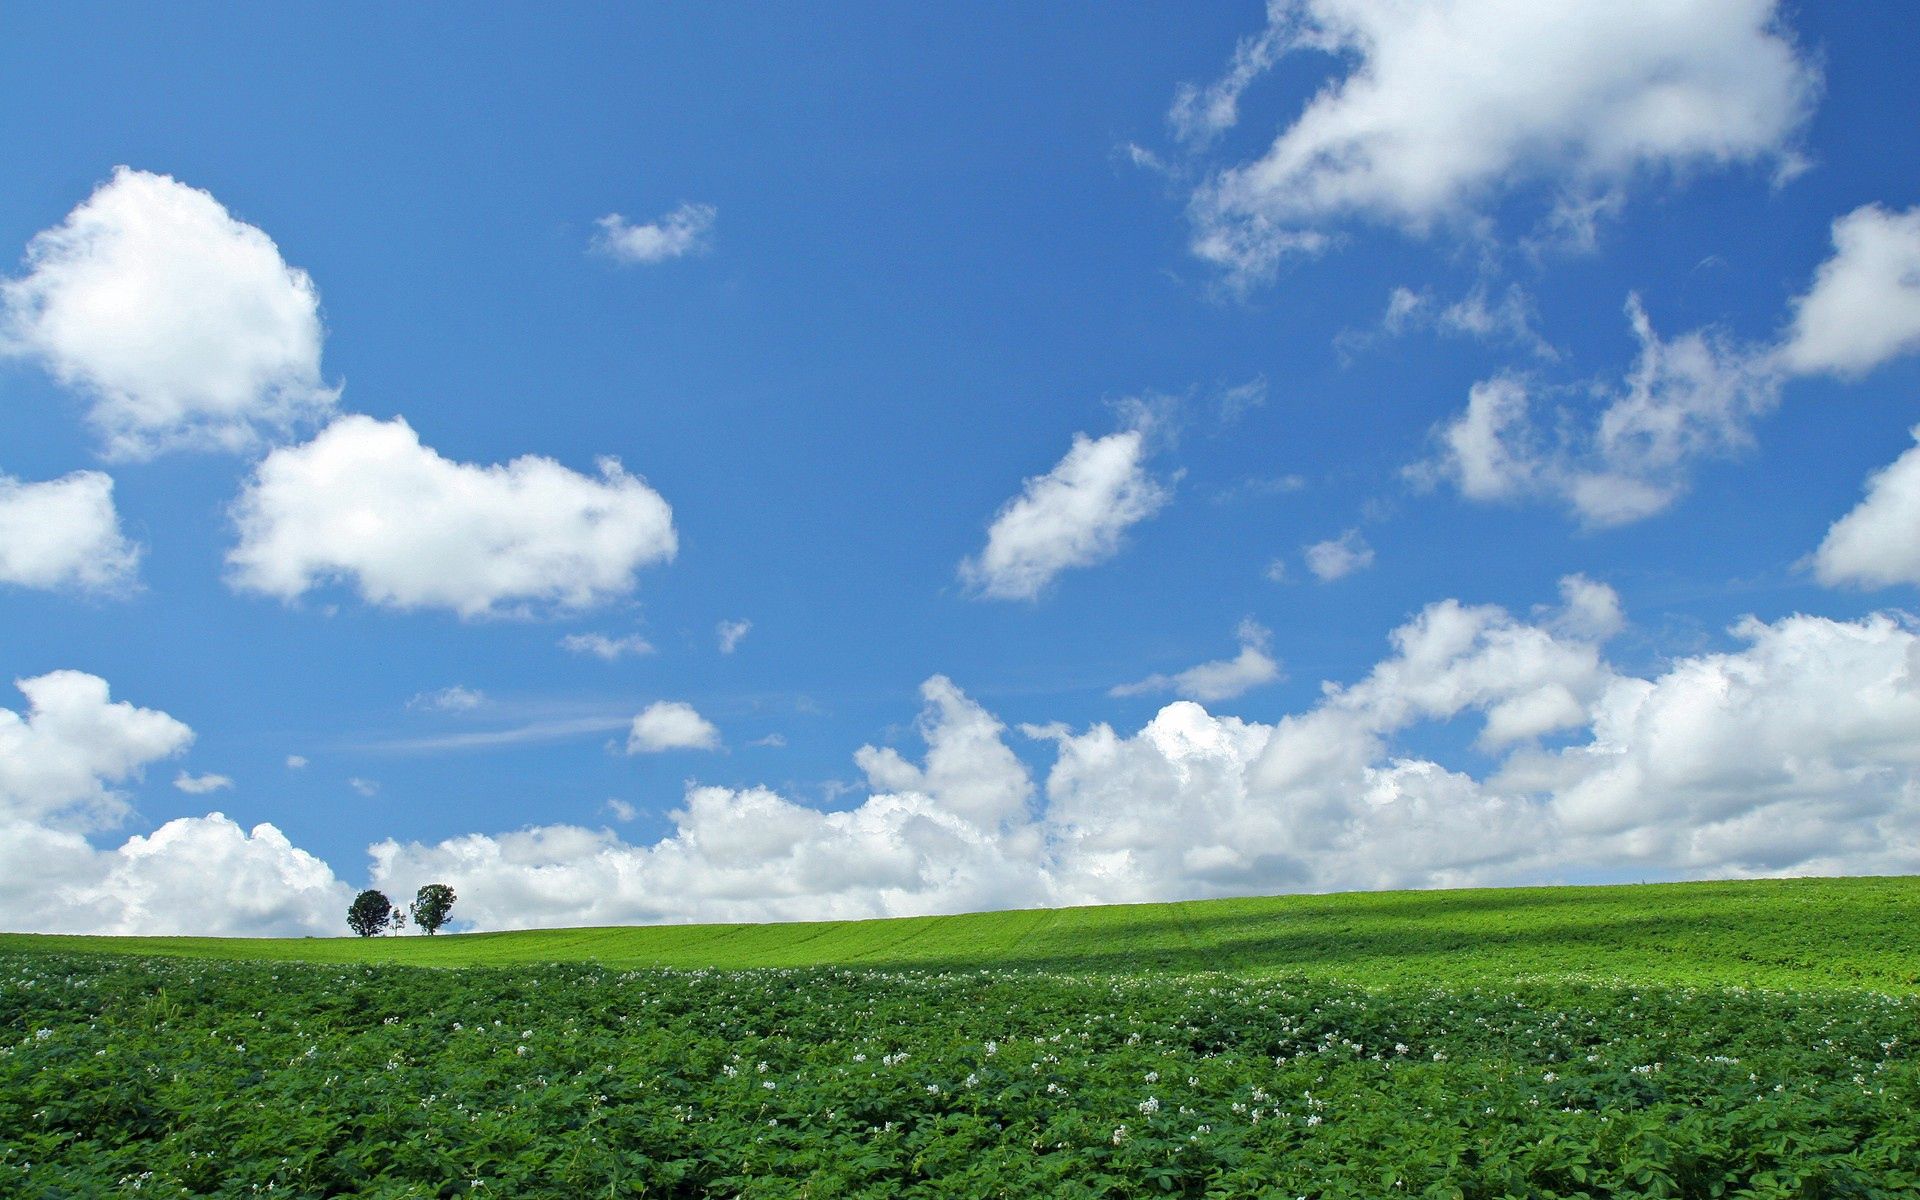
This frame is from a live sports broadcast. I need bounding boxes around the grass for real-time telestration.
[4,874,1916,990]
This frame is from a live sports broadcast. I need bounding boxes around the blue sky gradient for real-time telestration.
[3,3,1917,934]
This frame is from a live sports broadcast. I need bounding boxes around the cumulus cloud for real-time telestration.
[0,670,351,937]
[593,203,716,264]
[0,670,193,830]
[0,167,336,457]
[20,580,1920,935]
[716,619,752,654]
[1304,530,1374,581]
[1415,296,1782,525]
[285,754,308,769]
[0,812,352,937]
[372,677,1045,928]
[1779,204,1920,377]
[960,425,1172,600]
[1181,0,1816,280]
[227,415,677,618]
[0,470,141,594]
[1812,426,1920,591]
[363,579,1920,928]
[172,771,233,795]
[627,701,721,753]
[1113,619,1283,702]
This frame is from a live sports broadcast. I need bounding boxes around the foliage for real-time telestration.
[1,953,1916,1197]
[346,889,396,938]
[411,883,457,935]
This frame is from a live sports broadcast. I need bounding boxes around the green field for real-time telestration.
[5,876,1919,1198]
[5,875,1918,990]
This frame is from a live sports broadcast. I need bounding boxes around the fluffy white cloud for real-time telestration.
[22,581,1920,935]
[1304,530,1374,581]
[593,203,716,264]
[380,578,1920,926]
[627,701,721,753]
[0,813,351,937]
[1779,204,1920,377]
[172,771,233,795]
[1113,619,1282,702]
[227,415,677,617]
[1183,0,1816,279]
[0,670,193,830]
[960,427,1171,600]
[0,671,351,937]
[0,167,335,457]
[560,632,656,660]
[285,754,308,769]
[1416,296,1781,525]
[373,678,1045,928]
[717,619,752,654]
[1812,425,1920,590]
[0,470,141,593]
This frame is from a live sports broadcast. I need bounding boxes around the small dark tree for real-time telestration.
[411,883,456,935]
[347,889,394,937]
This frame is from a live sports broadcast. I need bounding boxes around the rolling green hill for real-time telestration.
[5,874,1916,990]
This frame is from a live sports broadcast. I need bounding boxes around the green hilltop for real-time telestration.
[4,874,1916,991]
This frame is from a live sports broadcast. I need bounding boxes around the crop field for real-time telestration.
[4,876,1919,1197]
[4,875,1918,990]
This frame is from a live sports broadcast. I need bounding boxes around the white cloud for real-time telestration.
[1415,296,1781,526]
[1812,425,1920,591]
[960,426,1172,600]
[0,670,350,937]
[1169,2,1290,146]
[717,619,752,654]
[369,579,1920,927]
[749,733,788,749]
[1376,283,1555,358]
[561,632,655,660]
[0,470,141,594]
[408,685,485,712]
[285,754,308,769]
[603,798,638,823]
[227,415,677,618]
[627,701,721,753]
[0,670,193,830]
[1779,204,1920,377]
[0,812,352,937]
[854,676,1033,830]
[172,771,232,795]
[0,167,336,457]
[1304,529,1374,581]
[20,581,1920,935]
[371,677,1045,928]
[348,777,379,797]
[1182,0,1816,280]
[1113,619,1283,702]
[593,203,716,264]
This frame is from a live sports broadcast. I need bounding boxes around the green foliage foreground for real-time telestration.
[3,877,1918,1196]
[3,955,1917,1198]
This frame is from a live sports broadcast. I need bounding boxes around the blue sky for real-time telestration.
[3,2,1919,935]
